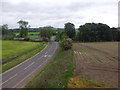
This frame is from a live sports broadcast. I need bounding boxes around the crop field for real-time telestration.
[15,32,40,35]
[15,32,40,39]
[73,42,119,88]
[2,40,41,61]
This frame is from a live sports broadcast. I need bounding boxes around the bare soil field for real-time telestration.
[73,42,119,88]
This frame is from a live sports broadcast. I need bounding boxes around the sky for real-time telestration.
[1,0,119,29]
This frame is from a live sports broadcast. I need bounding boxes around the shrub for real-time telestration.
[60,38,72,50]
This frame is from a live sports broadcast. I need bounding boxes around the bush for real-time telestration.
[60,38,72,50]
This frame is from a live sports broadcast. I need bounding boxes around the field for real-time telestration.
[15,32,40,35]
[3,40,40,61]
[73,42,118,88]
[2,40,47,72]
[15,32,40,39]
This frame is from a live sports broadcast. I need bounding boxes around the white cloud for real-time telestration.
[1,0,119,28]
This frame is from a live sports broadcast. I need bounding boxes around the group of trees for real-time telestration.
[17,20,30,38]
[56,22,120,42]
[77,23,120,42]
[40,26,53,41]
[1,20,54,41]
[1,24,15,40]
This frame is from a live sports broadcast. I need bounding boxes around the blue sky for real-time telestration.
[1,0,119,28]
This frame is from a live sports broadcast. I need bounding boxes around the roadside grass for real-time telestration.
[2,41,47,72]
[26,47,74,88]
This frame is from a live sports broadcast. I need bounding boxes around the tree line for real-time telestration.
[1,20,120,42]
[56,22,120,42]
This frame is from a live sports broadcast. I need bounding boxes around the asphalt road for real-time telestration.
[1,41,58,88]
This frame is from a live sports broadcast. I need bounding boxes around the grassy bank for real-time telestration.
[2,40,42,61]
[26,47,74,88]
[2,40,47,72]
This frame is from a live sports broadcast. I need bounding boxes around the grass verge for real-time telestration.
[2,42,47,73]
[26,47,74,88]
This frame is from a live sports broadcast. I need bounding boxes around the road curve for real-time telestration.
[2,41,58,88]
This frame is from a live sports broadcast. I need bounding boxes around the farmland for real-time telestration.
[2,40,47,72]
[3,40,40,61]
[73,42,118,88]
[15,32,40,39]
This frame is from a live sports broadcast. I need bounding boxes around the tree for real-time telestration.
[1,24,15,40]
[40,26,53,41]
[17,20,29,37]
[64,22,75,39]
[111,27,120,41]
[78,23,113,42]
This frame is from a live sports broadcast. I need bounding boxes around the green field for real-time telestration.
[28,35,39,39]
[15,32,40,39]
[2,40,40,61]
[2,40,47,72]
[15,32,40,35]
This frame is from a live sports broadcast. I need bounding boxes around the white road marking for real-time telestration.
[45,52,48,55]
[1,74,18,86]
[24,62,35,70]
[44,55,47,57]
[48,55,51,57]
[74,51,76,54]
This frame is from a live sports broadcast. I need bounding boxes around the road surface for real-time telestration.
[2,41,58,88]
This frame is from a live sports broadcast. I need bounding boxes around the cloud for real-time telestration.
[1,0,119,28]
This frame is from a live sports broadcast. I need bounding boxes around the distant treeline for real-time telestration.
[76,23,120,42]
[1,24,15,40]
[56,22,120,42]
[1,21,120,42]
[10,27,64,33]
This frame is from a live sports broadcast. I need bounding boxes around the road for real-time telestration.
[1,41,58,88]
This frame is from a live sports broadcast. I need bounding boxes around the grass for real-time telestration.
[2,40,47,72]
[26,47,74,88]
[2,40,41,61]
[15,32,40,35]
[28,35,39,39]
[15,32,40,39]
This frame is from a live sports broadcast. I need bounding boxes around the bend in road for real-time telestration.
[2,41,58,88]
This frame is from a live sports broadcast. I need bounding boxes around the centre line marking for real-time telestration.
[24,62,35,70]
[1,73,18,86]
[45,52,48,55]
[44,55,47,57]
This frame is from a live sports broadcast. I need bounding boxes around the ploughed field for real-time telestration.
[73,42,119,88]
